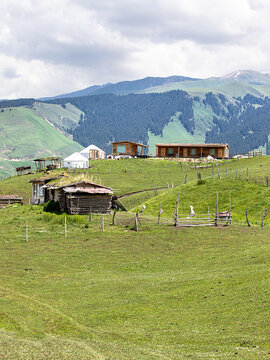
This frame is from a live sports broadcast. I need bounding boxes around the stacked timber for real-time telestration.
[0,195,23,208]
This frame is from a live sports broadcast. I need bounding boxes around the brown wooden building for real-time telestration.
[112,141,148,157]
[156,143,229,159]
[30,179,113,214]
[0,195,23,208]
[47,181,113,214]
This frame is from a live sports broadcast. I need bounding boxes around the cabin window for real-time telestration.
[117,145,126,153]
[191,148,196,155]
[168,148,174,155]
[38,185,44,197]
[210,148,215,156]
[33,184,37,198]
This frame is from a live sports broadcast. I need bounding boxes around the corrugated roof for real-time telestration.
[48,181,112,191]
[155,143,229,148]
[63,187,112,194]
[0,194,22,199]
[112,141,148,147]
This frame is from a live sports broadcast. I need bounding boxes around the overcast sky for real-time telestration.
[1,0,270,98]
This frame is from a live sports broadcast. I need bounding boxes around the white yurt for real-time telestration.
[64,152,89,168]
[80,144,106,160]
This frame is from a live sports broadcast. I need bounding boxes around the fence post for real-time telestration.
[112,209,117,225]
[261,212,266,228]
[175,193,180,226]
[215,193,218,226]
[158,204,162,225]
[184,175,187,184]
[216,165,220,179]
[245,210,250,227]
[134,212,138,231]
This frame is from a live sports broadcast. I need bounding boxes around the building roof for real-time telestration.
[64,152,89,162]
[0,194,22,199]
[112,140,148,147]
[63,187,112,195]
[48,181,112,192]
[33,157,62,161]
[80,144,105,154]
[155,143,229,148]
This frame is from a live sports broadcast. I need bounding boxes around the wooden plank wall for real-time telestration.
[67,194,112,214]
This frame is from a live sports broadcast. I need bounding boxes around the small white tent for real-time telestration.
[80,144,105,160]
[64,152,89,168]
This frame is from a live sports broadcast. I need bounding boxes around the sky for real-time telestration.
[1,0,270,98]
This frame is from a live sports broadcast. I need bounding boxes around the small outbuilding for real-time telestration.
[0,195,23,208]
[80,144,106,160]
[64,152,89,168]
[112,141,148,157]
[46,181,113,214]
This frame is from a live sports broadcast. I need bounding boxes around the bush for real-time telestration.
[43,200,61,214]
[197,179,206,185]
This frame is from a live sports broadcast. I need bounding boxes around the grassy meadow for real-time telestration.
[1,156,270,359]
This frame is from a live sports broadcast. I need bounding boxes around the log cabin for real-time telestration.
[30,178,113,214]
[156,143,229,159]
[46,181,113,214]
[112,141,148,157]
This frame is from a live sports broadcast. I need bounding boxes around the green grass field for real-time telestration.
[1,157,270,359]
[1,205,270,359]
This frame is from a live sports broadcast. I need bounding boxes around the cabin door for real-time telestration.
[218,149,223,158]
[160,148,166,157]
[183,148,188,157]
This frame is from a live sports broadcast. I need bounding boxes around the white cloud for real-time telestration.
[0,0,270,97]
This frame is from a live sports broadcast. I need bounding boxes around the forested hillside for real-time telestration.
[46,90,270,155]
[47,91,195,153]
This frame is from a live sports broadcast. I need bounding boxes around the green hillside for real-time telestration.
[0,107,82,178]
[32,102,83,137]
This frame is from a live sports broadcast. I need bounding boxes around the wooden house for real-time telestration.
[45,181,113,214]
[112,141,148,157]
[156,143,229,159]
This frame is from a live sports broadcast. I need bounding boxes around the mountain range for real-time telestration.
[0,69,270,178]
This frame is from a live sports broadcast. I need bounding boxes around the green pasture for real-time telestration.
[1,205,270,359]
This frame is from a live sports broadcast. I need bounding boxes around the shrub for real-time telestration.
[43,200,61,214]
[197,179,206,185]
